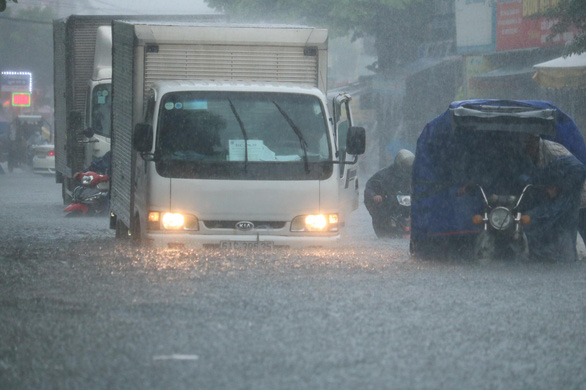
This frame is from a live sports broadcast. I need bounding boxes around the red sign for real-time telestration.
[496,0,572,51]
[12,92,31,107]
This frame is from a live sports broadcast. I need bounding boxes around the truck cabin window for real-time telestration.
[156,92,330,163]
[91,84,112,138]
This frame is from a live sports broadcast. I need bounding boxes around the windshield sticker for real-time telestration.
[175,102,183,110]
[96,90,108,105]
[164,102,174,110]
[183,100,208,110]
[228,140,277,161]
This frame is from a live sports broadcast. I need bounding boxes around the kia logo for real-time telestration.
[236,221,254,231]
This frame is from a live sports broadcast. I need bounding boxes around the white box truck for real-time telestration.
[110,21,366,249]
[53,16,114,202]
[54,15,225,203]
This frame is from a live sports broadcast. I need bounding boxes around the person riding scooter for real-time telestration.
[364,149,415,238]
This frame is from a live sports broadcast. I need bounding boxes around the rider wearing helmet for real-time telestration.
[364,149,414,238]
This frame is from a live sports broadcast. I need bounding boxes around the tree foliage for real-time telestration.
[0,0,17,13]
[204,0,433,72]
[541,0,586,55]
[0,6,55,91]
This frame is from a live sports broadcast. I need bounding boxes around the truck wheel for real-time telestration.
[130,215,142,246]
[115,219,129,240]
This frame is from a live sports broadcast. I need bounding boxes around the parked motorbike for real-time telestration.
[64,171,109,217]
[370,191,411,238]
[470,184,533,262]
[390,192,411,235]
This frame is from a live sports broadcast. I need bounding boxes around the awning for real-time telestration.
[533,52,586,89]
[468,65,535,90]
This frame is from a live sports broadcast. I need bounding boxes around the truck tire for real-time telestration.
[62,182,72,205]
[130,215,142,246]
[115,219,129,240]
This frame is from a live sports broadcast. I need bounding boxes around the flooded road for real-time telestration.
[1,169,585,390]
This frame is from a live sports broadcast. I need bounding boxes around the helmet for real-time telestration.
[394,149,415,172]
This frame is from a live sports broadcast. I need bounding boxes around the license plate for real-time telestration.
[220,241,274,250]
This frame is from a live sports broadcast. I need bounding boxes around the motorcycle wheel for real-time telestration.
[64,210,84,218]
[473,231,495,263]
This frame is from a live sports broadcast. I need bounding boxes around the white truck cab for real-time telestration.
[109,22,365,249]
[83,25,112,168]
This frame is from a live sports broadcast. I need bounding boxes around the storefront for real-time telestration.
[534,53,586,135]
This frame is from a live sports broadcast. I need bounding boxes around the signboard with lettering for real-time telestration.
[1,72,32,93]
[455,0,496,54]
[496,0,573,51]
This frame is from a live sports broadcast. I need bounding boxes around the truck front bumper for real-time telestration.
[144,232,341,250]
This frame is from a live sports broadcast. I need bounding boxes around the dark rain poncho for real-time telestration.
[364,164,411,236]
[523,155,586,261]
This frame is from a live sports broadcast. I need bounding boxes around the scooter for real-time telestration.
[371,191,411,238]
[64,171,109,217]
[390,192,411,235]
[471,184,533,262]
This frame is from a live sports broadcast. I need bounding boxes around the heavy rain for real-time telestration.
[1,1,586,389]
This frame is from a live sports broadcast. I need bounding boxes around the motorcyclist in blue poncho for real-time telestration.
[410,99,586,262]
[520,135,586,261]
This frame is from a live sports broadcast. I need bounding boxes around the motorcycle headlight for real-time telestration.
[488,207,513,230]
[291,213,338,232]
[82,175,94,185]
[397,195,411,207]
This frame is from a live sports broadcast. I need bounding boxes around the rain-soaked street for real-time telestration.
[1,168,586,390]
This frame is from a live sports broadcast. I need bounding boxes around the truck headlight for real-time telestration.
[148,211,199,231]
[291,213,338,232]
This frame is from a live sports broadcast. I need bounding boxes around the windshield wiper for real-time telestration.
[272,101,310,173]
[228,98,249,171]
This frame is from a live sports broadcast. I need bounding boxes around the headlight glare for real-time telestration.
[291,213,338,232]
[162,213,184,229]
[148,212,199,231]
[306,214,327,231]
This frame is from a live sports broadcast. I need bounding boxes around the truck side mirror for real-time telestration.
[345,126,365,155]
[133,123,153,152]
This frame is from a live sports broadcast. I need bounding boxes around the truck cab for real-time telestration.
[83,25,112,168]
[124,81,363,248]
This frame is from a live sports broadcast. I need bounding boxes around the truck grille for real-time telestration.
[203,221,286,230]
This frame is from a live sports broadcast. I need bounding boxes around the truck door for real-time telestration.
[84,82,112,167]
[333,94,360,213]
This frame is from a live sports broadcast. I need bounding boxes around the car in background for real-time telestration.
[32,144,55,175]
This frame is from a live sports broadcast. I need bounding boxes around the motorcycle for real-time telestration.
[64,171,109,217]
[390,192,411,235]
[370,191,411,238]
[470,184,533,262]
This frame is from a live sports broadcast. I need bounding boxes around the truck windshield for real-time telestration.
[91,84,112,138]
[156,91,330,164]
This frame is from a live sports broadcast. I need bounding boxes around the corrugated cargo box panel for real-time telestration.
[110,21,136,227]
